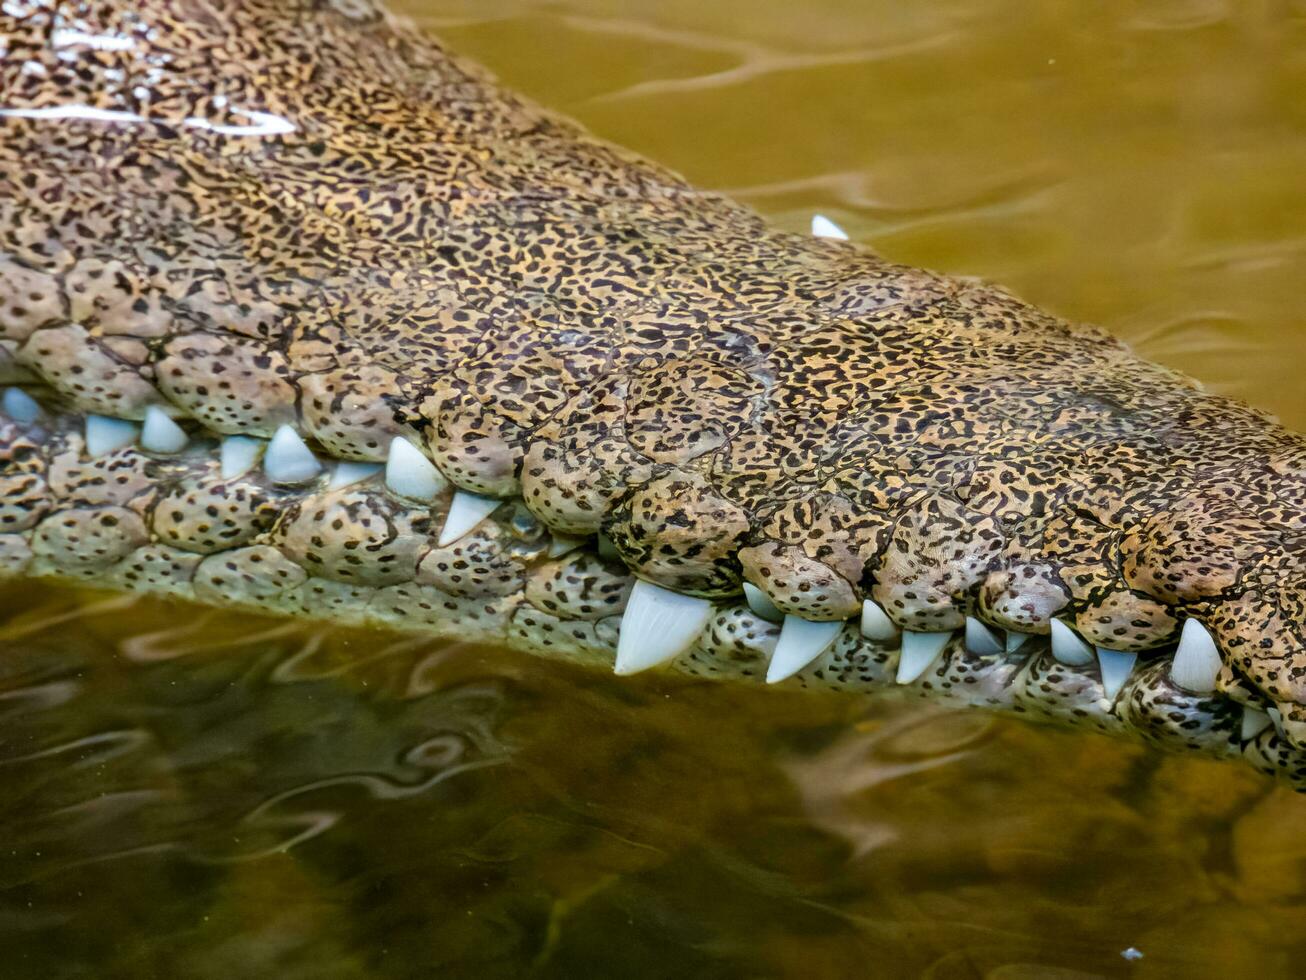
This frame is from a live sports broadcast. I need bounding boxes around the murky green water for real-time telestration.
[3,2,1306,977]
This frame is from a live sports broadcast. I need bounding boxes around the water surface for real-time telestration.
[4,2,1306,977]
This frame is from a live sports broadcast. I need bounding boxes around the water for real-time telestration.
[3,2,1306,977]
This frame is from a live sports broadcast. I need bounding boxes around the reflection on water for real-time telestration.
[4,1,1306,977]
[2,583,1305,978]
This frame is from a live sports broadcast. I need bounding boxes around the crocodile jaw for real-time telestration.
[0,400,1297,787]
[0,0,1303,786]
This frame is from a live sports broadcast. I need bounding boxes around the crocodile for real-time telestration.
[1,0,1303,787]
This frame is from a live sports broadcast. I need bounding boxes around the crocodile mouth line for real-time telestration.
[0,389,1299,787]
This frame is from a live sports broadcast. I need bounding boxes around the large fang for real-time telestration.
[860,599,900,642]
[1005,631,1033,654]
[1169,619,1221,694]
[385,436,444,502]
[1050,619,1094,666]
[1267,707,1286,739]
[2,388,40,422]
[140,406,188,453]
[438,490,501,546]
[264,425,322,484]
[1095,647,1138,701]
[767,616,842,683]
[965,616,1003,655]
[1242,706,1273,741]
[743,583,784,623]
[811,214,849,240]
[613,580,712,676]
[85,415,139,456]
[220,435,265,479]
[328,461,382,490]
[896,631,951,684]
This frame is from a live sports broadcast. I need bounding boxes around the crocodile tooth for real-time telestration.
[811,214,849,240]
[767,615,842,683]
[438,490,501,546]
[1050,619,1094,666]
[859,598,900,642]
[1,388,40,423]
[385,435,443,502]
[743,583,784,623]
[613,580,712,675]
[1241,705,1273,741]
[1005,631,1033,654]
[965,615,1003,655]
[896,631,951,684]
[1169,619,1221,694]
[140,406,188,453]
[220,435,265,479]
[85,414,139,457]
[546,534,588,558]
[1095,647,1138,701]
[1267,707,1286,739]
[264,425,321,484]
[328,460,382,490]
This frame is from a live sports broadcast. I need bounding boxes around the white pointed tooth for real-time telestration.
[264,425,322,484]
[965,616,1003,656]
[613,580,713,675]
[1095,647,1138,702]
[1169,619,1221,694]
[328,460,382,490]
[85,414,139,456]
[546,534,588,558]
[1267,707,1286,739]
[438,490,501,546]
[1241,706,1273,741]
[859,599,900,642]
[896,631,951,684]
[743,583,784,624]
[811,214,849,240]
[384,436,444,502]
[139,405,188,453]
[2,388,40,423]
[767,615,842,683]
[220,435,265,480]
[1050,618,1094,666]
[1005,630,1033,654]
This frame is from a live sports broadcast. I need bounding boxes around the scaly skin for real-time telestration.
[1,0,1304,785]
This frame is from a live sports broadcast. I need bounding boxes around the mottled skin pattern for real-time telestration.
[1,0,1304,785]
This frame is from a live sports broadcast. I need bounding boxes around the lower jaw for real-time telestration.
[20,557,1306,790]
[3,398,1302,789]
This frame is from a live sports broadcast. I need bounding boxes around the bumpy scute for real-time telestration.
[151,473,278,554]
[271,488,432,587]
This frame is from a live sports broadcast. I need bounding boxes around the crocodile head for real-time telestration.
[1,0,1303,785]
